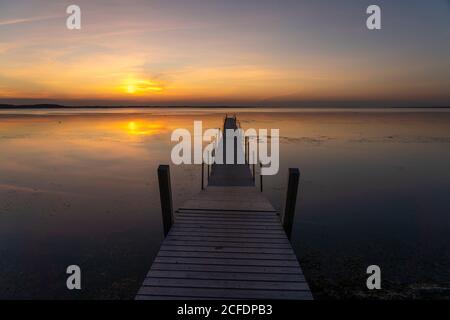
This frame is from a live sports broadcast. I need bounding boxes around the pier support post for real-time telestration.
[245,136,249,164]
[157,165,174,237]
[201,161,205,190]
[283,168,300,240]
[207,153,210,180]
[260,162,263,192]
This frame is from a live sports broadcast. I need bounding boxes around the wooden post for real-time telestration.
[252,163,255,182]
[283,168,300,240]
[201,161,204,190]
[245,136,248,164]
[207,153,210,179]
[260,162,263,192]
[157,165,174,237]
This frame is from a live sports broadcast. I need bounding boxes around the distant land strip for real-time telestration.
[1,104,449,109]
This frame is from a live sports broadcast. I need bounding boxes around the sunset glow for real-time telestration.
[0,0,449,106]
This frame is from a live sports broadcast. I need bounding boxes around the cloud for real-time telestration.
[0,15,60,27]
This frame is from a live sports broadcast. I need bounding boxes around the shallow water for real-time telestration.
[1,108,450,299]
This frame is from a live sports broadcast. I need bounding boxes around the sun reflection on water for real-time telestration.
[125,120,166,136]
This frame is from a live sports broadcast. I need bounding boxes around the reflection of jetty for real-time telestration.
[136,116,312,300]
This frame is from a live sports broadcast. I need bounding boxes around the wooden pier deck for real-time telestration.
[136,116,312,300]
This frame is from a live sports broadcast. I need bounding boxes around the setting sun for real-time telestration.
[127,85,136,94]
[123,79,164,95]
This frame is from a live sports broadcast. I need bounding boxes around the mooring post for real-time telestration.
[201,161,204,190]
[245,136,249,164]
[283,168,300,240]
[259,162,263,192]
[157,165,174,237]
[207,153,210,180]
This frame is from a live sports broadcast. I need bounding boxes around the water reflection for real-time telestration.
[126,120,166,136]
[1,109,450,299]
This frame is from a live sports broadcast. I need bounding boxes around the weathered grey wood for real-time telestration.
[137,287,312,300]
[154,256,300,267]
[163,240,292,249]
[165,235,291,244]
[157,165,173,237]
[179,207,277,213]
[173,223,283,231]
[150,262,303,274]
[138,116,312,300]
[208,117,254,186]
[168,231,286,239]
[177,209,277,216]
[157,250,297,261]
[175,216,279,223]
[176,215,279,222]
[143,278,309,291]
[171,226,285,234]
[160,244,293,254]
[174,221,280,228]
[175,217,281,225]
[136,295,217,300]
[283,168,300,240]
[145,270,306,282]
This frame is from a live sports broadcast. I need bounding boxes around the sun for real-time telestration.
[127,85,136,94]
[123,78,163,95]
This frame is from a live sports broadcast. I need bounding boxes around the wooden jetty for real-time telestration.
[136,116,312,300]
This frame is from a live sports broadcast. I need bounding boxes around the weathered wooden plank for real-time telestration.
[173,221,284,233]
[171,226,285,234]
[175,216,280,223]
[150,262,303,274]
[176,214,279,221]
[136,295,216,300]
[145,270,306,282]
[179,200,274,211]
[174,222,283,230]
[163,240,292,249]
[177,209,277,215]
[143,278,309,291]
[168,231,286,239]
[160,244,293,254]
[176,213,278,219]
[176,215,278,221]
[178,206,277,213]
[154,256,300,267]
[157,250,297,261]
[137,286,313,300]
[165,235,291,244]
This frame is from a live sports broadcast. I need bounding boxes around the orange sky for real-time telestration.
[0,0,449,106]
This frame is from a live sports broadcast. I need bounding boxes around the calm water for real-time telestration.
[1,108,450,299]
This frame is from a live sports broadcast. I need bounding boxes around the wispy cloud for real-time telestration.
[0,15,60,27]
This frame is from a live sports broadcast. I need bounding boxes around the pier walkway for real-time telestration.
[136,116,312,300]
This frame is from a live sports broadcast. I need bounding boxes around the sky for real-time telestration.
[0,0,449,107]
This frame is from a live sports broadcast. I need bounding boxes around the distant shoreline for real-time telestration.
[1,104,449,109]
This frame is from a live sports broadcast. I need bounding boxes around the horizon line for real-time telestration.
[1,104,450,109]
